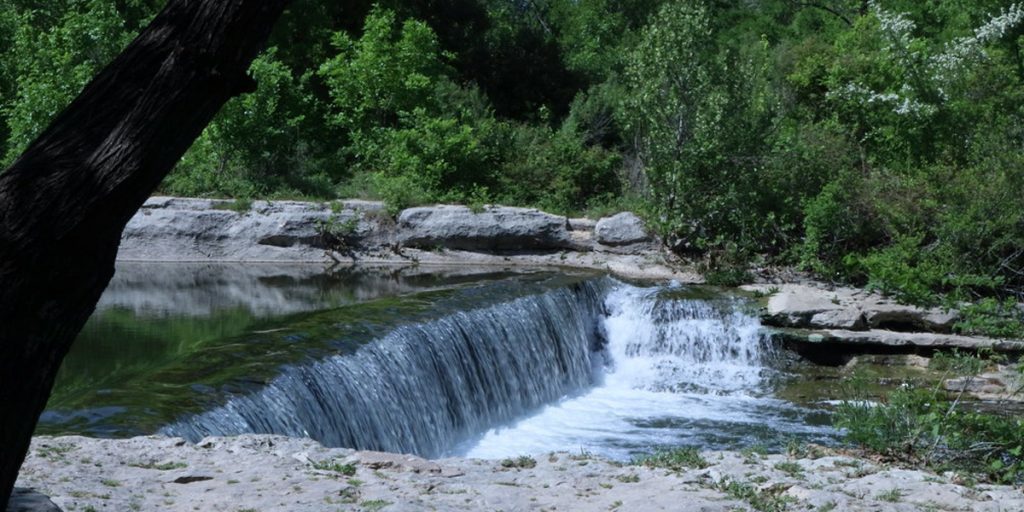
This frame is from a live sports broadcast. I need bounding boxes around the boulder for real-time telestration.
[756,284,867,330]
[861,303,959,333]
[594,212,650,246]
[118,197,383,262]
[396,205,573,252]
[748,283,959,333]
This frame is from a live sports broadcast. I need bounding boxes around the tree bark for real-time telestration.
[0,0,289,508]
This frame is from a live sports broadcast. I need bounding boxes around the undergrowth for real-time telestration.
[835,351,1024,484]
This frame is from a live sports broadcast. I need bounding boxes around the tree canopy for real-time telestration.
[2,0,1023,325]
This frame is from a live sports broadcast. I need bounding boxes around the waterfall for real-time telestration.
[161,281,608,457]
[164,278,830,460]
[466,283,828,459]
[600,284,772,395]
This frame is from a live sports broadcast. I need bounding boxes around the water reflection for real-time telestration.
[42,263,560,436]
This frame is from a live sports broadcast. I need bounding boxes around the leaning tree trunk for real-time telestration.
[0,0,289,507]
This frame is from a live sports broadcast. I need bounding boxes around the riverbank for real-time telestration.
[16,434,1024,512]
[116,197,699,281]
[115,195,1024,373]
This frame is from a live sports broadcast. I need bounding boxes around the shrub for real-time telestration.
[835,357,1024,483]
[955,299,1024,339]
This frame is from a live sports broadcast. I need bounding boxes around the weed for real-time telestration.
[311,459,357,476]
[929,348,990,375]
[317,214,360,250]
[360,497,391,509]
[500,455,537,469]
[876,488,904,502]
[955,298,1024,339]
[717,479,796,512]
[36,443,76,459]
[741,445,768,463]
[773,461,804,478]
[835,354,1024,484]
[634,446,709,471]
[616,473,640,483]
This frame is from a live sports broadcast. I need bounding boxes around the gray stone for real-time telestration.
[782,328,1024,351]
[863,305,959,333]
[567,217,597,231]
[17,434,1024,512]
[749,283,961,333]
[396,205,573,251]
[594,212,650,246]
[118,197,385,262]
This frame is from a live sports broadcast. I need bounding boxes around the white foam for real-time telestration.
[463,283,833,459]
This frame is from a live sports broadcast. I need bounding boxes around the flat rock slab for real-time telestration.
[778,328,1024,352]
[743,283,960,333]
[119,198,668,265]
[119,197,360,262]
[397,204,575,251]
[16,435,1024,512]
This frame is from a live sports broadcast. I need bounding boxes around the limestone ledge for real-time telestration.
[117,197,690,281]
[15,434,1024,512]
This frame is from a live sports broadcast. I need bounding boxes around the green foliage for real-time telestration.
[318,7,449,132]
[773,461,804,478]
[836,358,1024,484]
[3,0,133,165]
[211,198,253,213]
[928,349,991,376]
[716,478,796,512]
[633,446,709,471]
[311,459,357,476]
[955,299,1024,339]
[3,0,1024,321]
[354,107,494,213]
[495,120,622,214]
[619,1,780,252]
[317,214,360,250]
[163,49,328,198]
[500,455,537,469]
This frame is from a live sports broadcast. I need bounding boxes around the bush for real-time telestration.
[836,359,1024,483]
[956,299,1024,339]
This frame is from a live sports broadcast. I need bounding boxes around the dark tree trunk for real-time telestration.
[0,0,289,507]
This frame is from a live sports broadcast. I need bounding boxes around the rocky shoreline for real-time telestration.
[117,197,696,281]
[115,196,1022,353]
[12,197,1022,511]
[16,434,1024,512]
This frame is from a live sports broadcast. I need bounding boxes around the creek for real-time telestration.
[40,263,837,460]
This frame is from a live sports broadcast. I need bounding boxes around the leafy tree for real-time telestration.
[3,0,133,165]
[619,1,775,252]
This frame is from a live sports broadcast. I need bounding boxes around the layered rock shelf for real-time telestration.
[743,283,1024,361]
[117,196,691,281]
[16,435,1024,512]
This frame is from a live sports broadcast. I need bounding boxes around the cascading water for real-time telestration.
[162,277,834,460]
[601,284,771,395]
[161,281,608,457]
[465,283,833,459]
